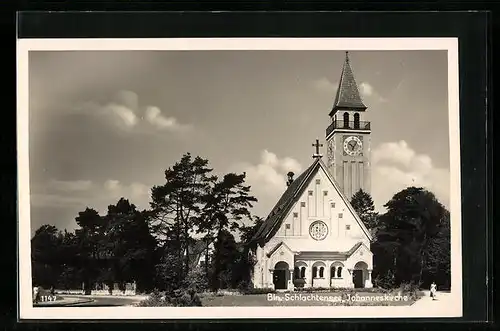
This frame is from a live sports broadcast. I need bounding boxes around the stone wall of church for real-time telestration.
[252,252,373,290]
[272,168,371,253]
[252,163,374,290]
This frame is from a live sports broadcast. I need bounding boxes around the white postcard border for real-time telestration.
[17,37,462,320]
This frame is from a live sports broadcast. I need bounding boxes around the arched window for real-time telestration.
[300,267,306,279]
[312,266,318,278]
[343,112,349,128]
[294,267,300,279]
[331,266,336,278]
[319,267,324,278]
[354,113,360,129]
[337,267,343,278]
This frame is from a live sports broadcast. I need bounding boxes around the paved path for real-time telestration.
[35,296,93,307]
[64,295,148,307]
[411,290,453,308]
[35,295,148,307]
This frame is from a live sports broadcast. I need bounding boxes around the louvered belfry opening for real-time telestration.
[343,112,349,128]
[354,113,360,129]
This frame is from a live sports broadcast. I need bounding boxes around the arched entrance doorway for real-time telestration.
[273,261,290,290]
[353,261,368,288]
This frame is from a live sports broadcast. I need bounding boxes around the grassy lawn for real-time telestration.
[201,291,420,306]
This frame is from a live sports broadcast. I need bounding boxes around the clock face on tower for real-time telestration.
[343,136,363,156]
[309,221,328,240]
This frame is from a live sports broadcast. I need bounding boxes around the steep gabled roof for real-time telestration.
[330,52,367,116]
[250,157,373,247]
[345,241,365,256]
[251,158,321,245]
[265,241,295,258]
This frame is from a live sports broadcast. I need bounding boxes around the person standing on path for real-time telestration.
[430,282,437,300]
[33,286,40,304]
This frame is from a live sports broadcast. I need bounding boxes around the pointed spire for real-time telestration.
[329,51,366,116]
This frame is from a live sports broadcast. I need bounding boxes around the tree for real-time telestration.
[149,153,216,287]
[423,210,451,289]
[211,229,238,290]
[196,172,257,283]
[56,230,82,289]
[75,207,104,235]
[155,240,186,293]
[31,225,62,288]
[240,216,264,247]
[372,187,449,288]
[103,198,157,292]
[350,189,379,230]
[74,207,105,294]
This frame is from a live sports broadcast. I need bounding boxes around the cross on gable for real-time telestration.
[312,139,323,158]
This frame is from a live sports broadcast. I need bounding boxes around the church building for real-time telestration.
[250,52,374,290]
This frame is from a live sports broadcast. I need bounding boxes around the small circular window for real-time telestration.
[309,221,328,241]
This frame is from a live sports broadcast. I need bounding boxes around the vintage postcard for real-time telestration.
[17,38,462,319]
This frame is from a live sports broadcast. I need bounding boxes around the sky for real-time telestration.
[28,49,451,235]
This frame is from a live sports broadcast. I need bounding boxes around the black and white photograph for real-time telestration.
[17,38,462,319]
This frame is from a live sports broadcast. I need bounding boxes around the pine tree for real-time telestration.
[240,216,264,247]
[195,172,257,284]
[350,189,379,230]
[149,153,216,286]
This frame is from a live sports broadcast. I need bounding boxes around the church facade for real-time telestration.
[251,52,374,290]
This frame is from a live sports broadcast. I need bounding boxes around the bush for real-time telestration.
[236,280,252,293]
[397,282,422,301]
[293,286,388,294]
[138,288,203,307]
[137,291,173,307]
[373,270,396,290]
[295,287,332,293]
[241,287,275,295]
[170,287,203,306]
[184,267,209,293]
[293,278,305,288]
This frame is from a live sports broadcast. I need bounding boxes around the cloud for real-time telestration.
[130,182,149,197]
[359,81,387,103]
[281,157,302,175]
[31,178,151,234]
[104,179,121,191]
[313,78,387,103]
[30,194,89,209]
[371,140,450,212]
[145,106,192,132]
[75,90,191,133]
[102,103,139,128]
[32,178,151,216]
[114,90,139,111]
[231,150,303,218]
[47,179,93,192]
[103,179,149,200]
[359,82,373,97]
[312,78,338,93]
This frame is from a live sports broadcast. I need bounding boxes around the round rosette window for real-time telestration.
[309,221,328,240]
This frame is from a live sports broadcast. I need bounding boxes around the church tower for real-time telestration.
[326,51,371,200]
